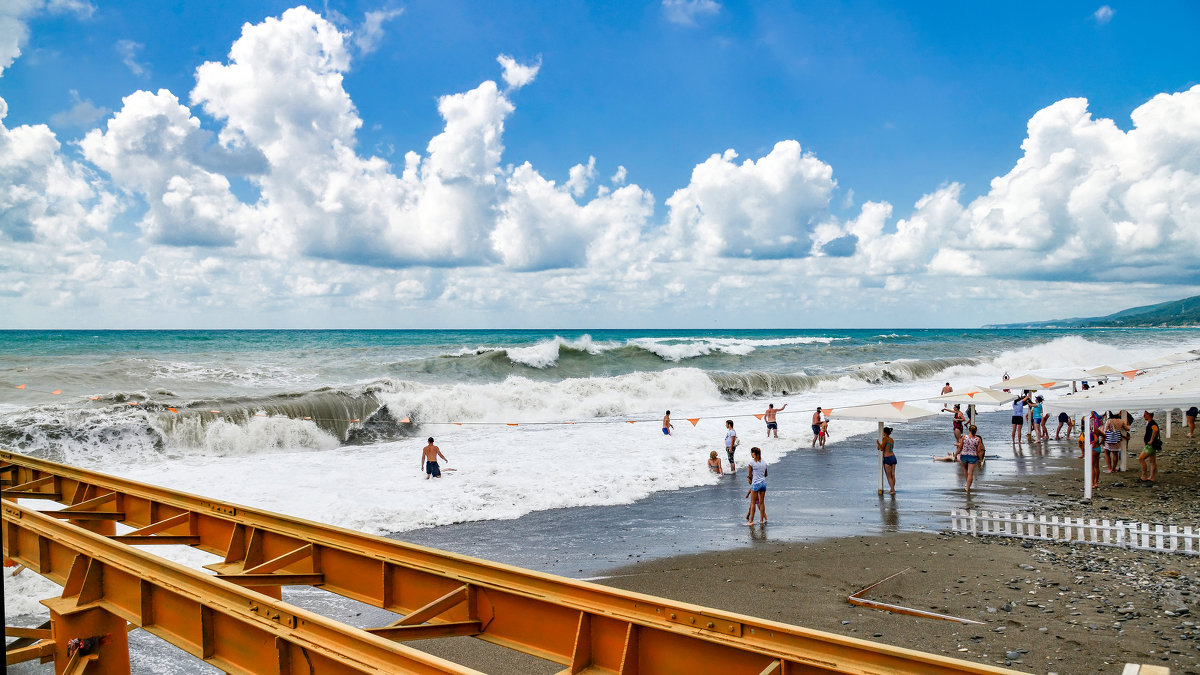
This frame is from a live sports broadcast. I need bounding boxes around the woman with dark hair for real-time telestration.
[942,404,965,442]
[878,426,897,494]
[956,424,984,494]
[745,447,768,524]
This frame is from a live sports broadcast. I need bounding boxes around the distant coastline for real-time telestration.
[985,293,1200,329]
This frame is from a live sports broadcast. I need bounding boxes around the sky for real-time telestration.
[1,0,1199,329]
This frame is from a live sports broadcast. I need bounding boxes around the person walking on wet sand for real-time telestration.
[764,403,786,438]
[421,437,447,479]
[1139,411,1162,484]
[1010,392,1030,444]
[955,424,983,494]
[724,420,739,472]
[878,426,897,494]
[662,410,674,436]
[942,403,965,442]
[745,447,768,524]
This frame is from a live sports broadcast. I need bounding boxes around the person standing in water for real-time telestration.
[878,426,897,494]
[745,447,768,524]
[764,403,786,438]
[811,407,823,447]
[421,437,447,479]
[724,420,738,472]
[941,382,953,395]
[662,410,674,436]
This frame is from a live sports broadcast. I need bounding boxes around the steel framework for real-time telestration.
[3,450,1028,674]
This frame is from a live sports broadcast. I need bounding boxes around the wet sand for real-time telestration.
[595,412,1200,674]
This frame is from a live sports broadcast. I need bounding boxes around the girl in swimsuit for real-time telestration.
[707,450,723,475]
[878,426,897,494]
[942,404,965,442]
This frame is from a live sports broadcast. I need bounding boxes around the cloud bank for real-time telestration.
[2,5,1199,327]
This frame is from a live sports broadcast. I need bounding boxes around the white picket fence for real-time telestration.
[949,508,1200,555]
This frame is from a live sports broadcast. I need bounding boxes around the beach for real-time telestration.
[591,413,1200,674]
[4,330,1200,673]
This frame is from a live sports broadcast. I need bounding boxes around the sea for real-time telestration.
[3,328,1200,630]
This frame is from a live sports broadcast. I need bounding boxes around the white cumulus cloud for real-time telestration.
[0,0,94,76]
[663,140,837,260]
[496,53,540,91]
[1093,5,1114,24]
[353,7,402,55]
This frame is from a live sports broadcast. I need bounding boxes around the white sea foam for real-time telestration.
[630,336,846,361]
[504,335,622,368]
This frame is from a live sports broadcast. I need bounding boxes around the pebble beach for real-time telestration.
[598,411,1200,674]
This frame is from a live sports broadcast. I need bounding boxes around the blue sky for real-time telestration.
[2,1,1199,328]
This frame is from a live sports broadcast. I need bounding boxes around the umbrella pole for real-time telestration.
[877,421,884,495]
[1166,409,1172,438]
[1084,415,1093,500]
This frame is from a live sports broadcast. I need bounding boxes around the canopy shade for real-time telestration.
[1052,361,1200,414]
[828,399,940,423]
[988,374,1070,391]
[928,387,1016,406]
[1084,365,1137,379]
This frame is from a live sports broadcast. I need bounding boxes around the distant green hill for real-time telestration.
[986,294,1200,328]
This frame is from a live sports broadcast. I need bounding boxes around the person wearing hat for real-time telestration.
[1139,411,1162,483]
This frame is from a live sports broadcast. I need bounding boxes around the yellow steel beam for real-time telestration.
[3,502,483,674]
[2,451,1023,675]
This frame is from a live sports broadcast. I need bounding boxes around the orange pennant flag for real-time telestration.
[890,401,906,411]
[1039,382,1057,388]
[1122,370,1138,379]
[399,417,411,424]
[966,391,977,398]
[563,422,575,425]
[15,384,25,389]
[821,408,833,416]
[51,390,61,395]
[687,418,700,426]
[507,423,518,426]
[167,407,178,413]
[753,414,764,420]
[626,420,636,424]
[455,422,463,426]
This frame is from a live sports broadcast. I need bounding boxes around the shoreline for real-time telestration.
[594,412,1200,673]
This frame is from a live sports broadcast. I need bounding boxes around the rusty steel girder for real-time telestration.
[3,451,1024,674]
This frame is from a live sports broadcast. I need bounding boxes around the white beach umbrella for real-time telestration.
[928,387,1015,425]
[1052,360,1200,500]
[988,374,1069,391]
[1085,365,1137,380]
[928,387,1016,406]
[827,399,939,495]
